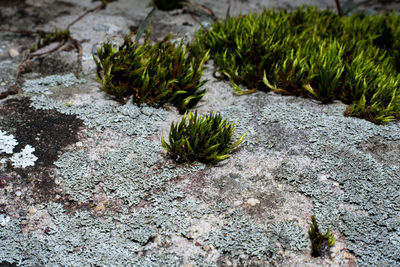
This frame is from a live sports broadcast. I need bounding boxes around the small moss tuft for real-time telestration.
[30,29,71,53]
[308,215,335,257]
[161,111,245,164]
[94,36,209,113]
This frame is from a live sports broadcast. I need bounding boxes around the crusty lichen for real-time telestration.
[258,94,400,266]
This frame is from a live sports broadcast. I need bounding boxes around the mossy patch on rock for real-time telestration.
[193,7,400,124]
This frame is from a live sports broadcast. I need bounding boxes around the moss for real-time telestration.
[161,111,245,164]
[30,29,70,53]
[308,215,335,257]
[94,36,209,113]
[193,7,400,124]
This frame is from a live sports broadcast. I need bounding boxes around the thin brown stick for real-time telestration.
[185,0,218,21]
[69,37,83,78]
[226,0,231,20]
[0,85,19,99]
[30,39,66,58]
[15,57,31,82]
[334,0,343,16]
[67,2,105,30]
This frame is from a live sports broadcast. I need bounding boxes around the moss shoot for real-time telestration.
[30,29,71,53]
[308,215,335,257]
[193,7,400,124]
[161,111,245,164]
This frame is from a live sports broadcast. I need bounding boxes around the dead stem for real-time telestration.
[66,2,106,30]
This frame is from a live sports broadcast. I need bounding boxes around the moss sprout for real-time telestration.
[161,111,245,164]
[193,7,400,124]
[30,29,71,53]
[308,215,335,257]
[94,36,209,113]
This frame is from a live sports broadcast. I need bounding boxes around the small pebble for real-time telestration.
[28,206,37,214]
[202,244,214,251]
[246,198,260,206]
[202,245,211,251]
[93,202,106,212]
[15,190,22,197]
[8,48,19,58]
[343,252,353,259]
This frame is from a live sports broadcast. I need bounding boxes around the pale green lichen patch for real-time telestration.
[30,95,168,137]
[22,73,86,94]
[0,195,207,266]
[255,93,400,266]
[201,212,307,258]
[55,136,205,205]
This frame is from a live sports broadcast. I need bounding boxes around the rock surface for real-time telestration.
[0,0,400,266]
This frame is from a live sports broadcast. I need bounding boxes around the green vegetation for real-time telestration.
[161,111,246,164]
[193,7,400,124]
[308,215,335,257]
[30,29,71,53]
[94,36,209,113]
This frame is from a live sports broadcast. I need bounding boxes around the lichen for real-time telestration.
[258,95,400,266]
[0,129,18,154]
[55,136,205,205]
[9,145,38,168]
[203,214,278,258]
[30,95,168,137]
[0,130,38,168]
[0,194,206,266]
[22,73,86,94]
[4,70,400,266]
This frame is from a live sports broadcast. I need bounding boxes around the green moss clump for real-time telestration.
[308,215,335,257]
[94,36,209,113]
[193,7,400,124]
[161,111,245,164]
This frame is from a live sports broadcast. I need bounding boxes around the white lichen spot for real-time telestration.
[0,130,18,154]
[10,145,38,168]
[0,214,11,226]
